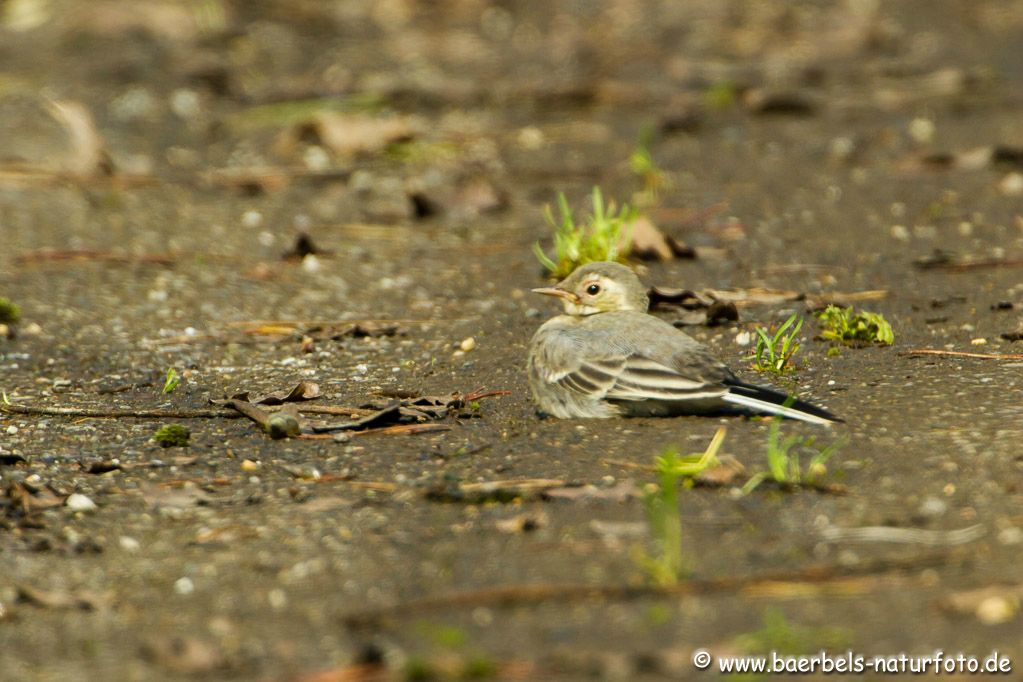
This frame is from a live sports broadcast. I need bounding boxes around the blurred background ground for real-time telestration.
[1,1,1023,680]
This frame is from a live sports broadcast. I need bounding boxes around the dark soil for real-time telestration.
[2,2,1022,680]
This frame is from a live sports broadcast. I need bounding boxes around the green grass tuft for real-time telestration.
[533,187,635,279]
[742,416,842,494]
[633,428,725,585]
[750,313,803,374]
[153,424,190,448]
[162,368,180,394]
[0,297,21,324]
[817,305,894,345]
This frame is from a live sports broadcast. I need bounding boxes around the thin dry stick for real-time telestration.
[903,349,1023,360]
[297,423,451,439]
[0,403,239,419]
[343,550,967,628]
[225,318,457,328]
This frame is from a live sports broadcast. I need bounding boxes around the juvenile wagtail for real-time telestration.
[527,261,839,425]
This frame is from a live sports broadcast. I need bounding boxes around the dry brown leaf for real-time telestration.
[301,113,415,157]
[16,583,106,611]
[243,381,321,405]
[543,481,638,503]
[627,216,674,261]
[143,636,226,674]
[45,99,108,175]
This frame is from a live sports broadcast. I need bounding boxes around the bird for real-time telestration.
[526,261,840,425]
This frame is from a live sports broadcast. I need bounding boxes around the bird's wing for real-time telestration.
[544,352,726,403]
[601,354,728,402]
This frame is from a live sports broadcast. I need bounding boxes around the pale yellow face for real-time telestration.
[532,262,649,316]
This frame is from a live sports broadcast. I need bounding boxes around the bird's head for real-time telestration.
[532,261,649,316]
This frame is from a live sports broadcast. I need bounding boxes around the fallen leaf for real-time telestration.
[142,635,226,674]
[16,583,106,611]
[627,216,673,261]
[45,99,109,176]
[543,481,638,503]
[298,113,416,157]
[231,381,321,405]
[695,455,745,485]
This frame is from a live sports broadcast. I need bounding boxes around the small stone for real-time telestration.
[908,117,936,144]
[975,595,1017,626]
[6,425,17,435]
[890,224,910,241]
[333,432,351,444]
[241,210,263,228]
[971,338,987,345]
[301,254,321,273]
[997,527,1023,545]
[241,459,260,472]
[734,331,751,346]
[517,126,544,150]
[65,493,97,512]
[917,496,947,518]
[119,536,141,552]
[998,172,1023,196]
[459,336,477,353]
[174,577,195,595]
[268,588,287,610]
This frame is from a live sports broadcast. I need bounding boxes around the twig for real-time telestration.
[225,318,456,328]
[0,404,239,419]
[343,550,968,628]
[297,423,452,439]
[14,249,175,265]
[819,524,985,546]
[902,349,1023,360]
[915,257,1023,272]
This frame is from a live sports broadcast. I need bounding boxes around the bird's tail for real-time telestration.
[722,380,841,426]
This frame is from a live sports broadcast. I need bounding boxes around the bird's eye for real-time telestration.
[585,283,601,296]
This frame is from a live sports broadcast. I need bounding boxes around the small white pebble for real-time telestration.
[303,145,331,171]
[975,596,1017,626]
[459,336,477,352]
[301,254,321,273]
[734,331,751,346]
[174,577,195,595]
[65,493,97,512]
[169,89,200,119]
[517,126,544,150]
[119,536,141,552]
[268,588,288,610]
[354,364,368,374]
[6,425,17,435]
[998,172,1023,196]
[997,527,1023,545]
[890,224,910,241]
[958,221,973,236]
[971,338,987,345]
[917,496,947,518]
[829,136,854,160]
[241,210,263,228]
[908,117,936,144]
[257,231,275,247]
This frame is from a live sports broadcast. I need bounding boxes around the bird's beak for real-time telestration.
[531,286,579,303]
